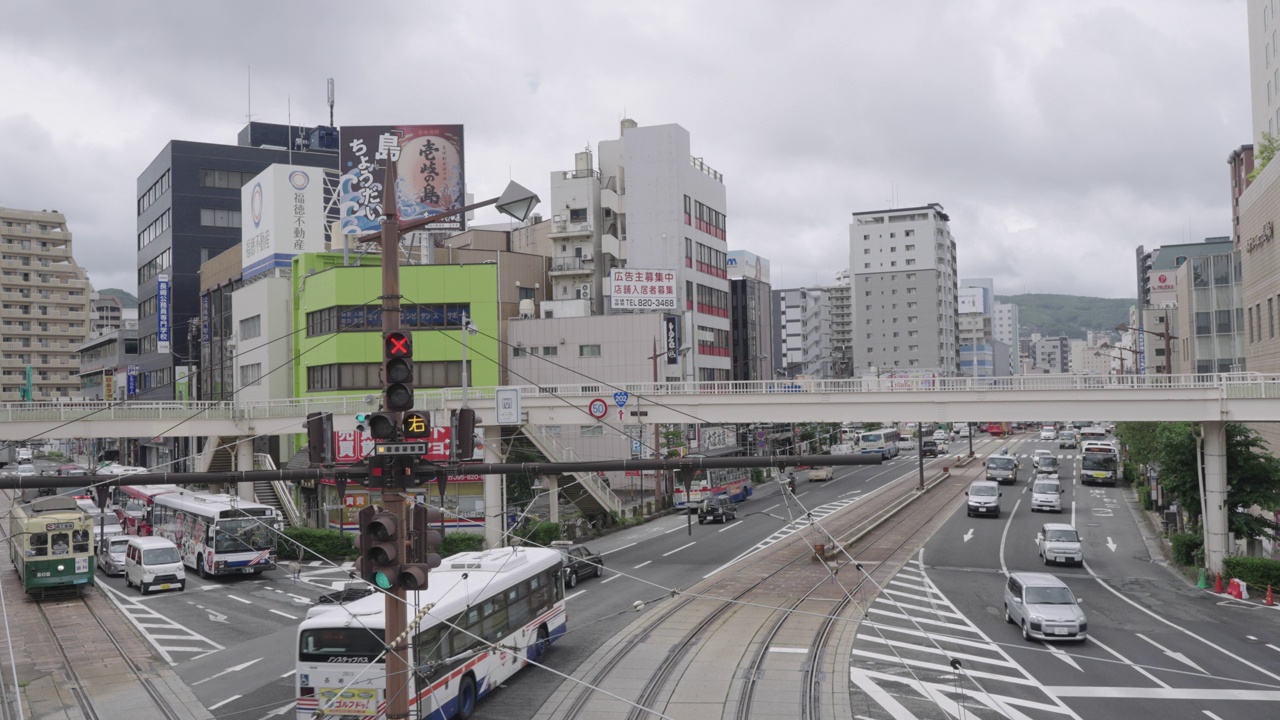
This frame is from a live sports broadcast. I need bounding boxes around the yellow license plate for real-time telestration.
[158,584,171,590]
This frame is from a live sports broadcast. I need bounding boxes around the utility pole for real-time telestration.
[917,421,925,490]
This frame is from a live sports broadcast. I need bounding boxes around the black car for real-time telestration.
[552,541,603,589]
[697,495,737,524]
[920,439,940,458]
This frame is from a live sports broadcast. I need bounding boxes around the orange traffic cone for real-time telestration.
[1267,585,1275,606]
[1214,573,1224,593]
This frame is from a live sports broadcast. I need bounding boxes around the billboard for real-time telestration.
[727,250,771,282]
[156,274,171,354]
[241,165,326,280]
[339,125,466,235]
[1148,271,1177,307]
[958,286,984,314]
[610,269,678,310]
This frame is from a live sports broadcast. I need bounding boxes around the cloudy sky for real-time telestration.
[0,1,1251,299]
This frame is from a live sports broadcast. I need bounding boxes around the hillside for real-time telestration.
[995,294,1135,340]
[99,288,137,308]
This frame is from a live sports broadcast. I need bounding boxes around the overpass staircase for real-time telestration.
[520,426,622,518]
[197,436,301,527]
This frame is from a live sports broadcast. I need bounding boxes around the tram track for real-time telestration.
[553,460,970,720]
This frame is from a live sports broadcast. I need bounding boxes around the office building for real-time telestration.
[992,301,1019,351]
[728,251,774,381]
[1034,336,1070,373]
[0,207,90,401]
[772,287,830,378]
[849,203,958,375]
[1167,245,1245,374]
[133,121,338,401]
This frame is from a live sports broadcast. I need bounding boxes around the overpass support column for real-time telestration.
[482,427,503,549]
[546,476,559,525]
[1202,421,1230,575]
[236,437,254,501]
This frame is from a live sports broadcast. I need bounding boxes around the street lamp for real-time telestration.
[1096,342,1138,375]
[1117,323,1178,374]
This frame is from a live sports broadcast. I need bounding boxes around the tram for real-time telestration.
[8,490,96,597]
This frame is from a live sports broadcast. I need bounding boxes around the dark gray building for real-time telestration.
[133,122,337,401]
[730,275,773,380]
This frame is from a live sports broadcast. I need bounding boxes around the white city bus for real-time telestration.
[150,491,278,577]
[858,429,901,459]
[296,547,566,720]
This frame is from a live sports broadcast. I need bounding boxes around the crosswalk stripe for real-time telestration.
[850,649,1038,685]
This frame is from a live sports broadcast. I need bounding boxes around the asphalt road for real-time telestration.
[850,432,1280,720]
[95,445,952,720]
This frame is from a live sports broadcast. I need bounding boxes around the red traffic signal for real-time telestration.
[385,331,412,358]
[383,331,414,412]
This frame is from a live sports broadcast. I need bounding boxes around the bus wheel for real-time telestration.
[197,556,209,580]
[456,673,477,720]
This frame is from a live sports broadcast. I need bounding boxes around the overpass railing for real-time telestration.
[3,373,1280,427]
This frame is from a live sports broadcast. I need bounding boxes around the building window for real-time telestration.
[306,361,464,391]
[137,210,171,250]
[200,169,256,189]
[579,344,601,357]
[569,208,587,223]
[137,169,171,216]
[1197,311,1213,338]
[239,363,262,387]
[542,346,557,356]
[1270,298,1275,339]
[239,315,261,341]
[200,208,243,228]
[512,346,525,358]
[306,303,471,336]
[580,425,605,437]
[864,263,871,269]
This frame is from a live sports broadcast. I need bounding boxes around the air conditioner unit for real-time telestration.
[581,251,594,262]
[580,283,591,298]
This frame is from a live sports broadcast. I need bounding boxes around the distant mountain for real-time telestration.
[995,294,1135,340]
[98,288,138,308]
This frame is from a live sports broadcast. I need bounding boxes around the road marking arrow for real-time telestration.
[1042,641,1083,671]
[963,529,974,542]
[197,605,228,623]
[1136,633,1207,674]
[1106,537,1117,552]
[191,657,262,686]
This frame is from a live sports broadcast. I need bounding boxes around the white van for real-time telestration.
[16,448,33,463]
[124,536,186,594]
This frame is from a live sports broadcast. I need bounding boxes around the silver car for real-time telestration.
[965,480,1002,518]
[98,535,131,576]
[1004,572,1087,642]
[1038,523,1083,566]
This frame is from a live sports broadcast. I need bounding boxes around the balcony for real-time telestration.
[549,257,592,275]
[550,220,593,238]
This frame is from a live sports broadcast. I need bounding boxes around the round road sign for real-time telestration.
[588,398,608,419]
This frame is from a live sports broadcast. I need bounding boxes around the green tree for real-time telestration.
[1114,422,1161,467]
[1152,422,1280,540]
[1249,131,1280,182]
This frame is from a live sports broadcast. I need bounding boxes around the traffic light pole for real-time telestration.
[377,154,411,720]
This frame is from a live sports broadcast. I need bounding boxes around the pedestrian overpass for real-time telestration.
[3,373,1274,576]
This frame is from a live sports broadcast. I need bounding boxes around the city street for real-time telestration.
[849,433,1280,719]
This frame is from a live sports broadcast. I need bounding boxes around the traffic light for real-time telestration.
[355,506,401,590]
[355,412,370,433]
[454,408,476,461]
[402,411,431,439]
[398,503,443,591]
[305,411,333,465]
[367,412,397,440]
[383,331,414,412]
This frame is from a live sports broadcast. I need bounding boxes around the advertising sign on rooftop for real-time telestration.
[339,125,466,235]
[241,165,325,280]
[610,268,678,310]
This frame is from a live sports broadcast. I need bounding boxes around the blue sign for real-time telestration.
[157,274,171,353]
[126,364,137,397]
[200,294,210,343]
[632,439,642,455]
[613,391,630,408]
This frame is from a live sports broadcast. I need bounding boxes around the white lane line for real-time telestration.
[850,649,1037,686]
[718,522,742,532]
[1204,712,1227,720]
[261,701,297,718]
[208,695,243,711]
[854,667,1070,716]
[564,590,587,601]
[1268,643,1280,654]
[768,647,808,654]
[1047,687,1280,700]
[270,609,298,620]
[1090,636,1170,688]
[998,498,1022,576]
[663,524,688,534]
[872,596,966,619]
[600,574,621,584]
[226,594,252,604]
[864,608,983,633]
[1083,560,1280,684]
[280,670,296,679]
[849,669,922,720]
[1135,633,1208,674]
[858,634,1018,668]
[192,658,263,686]
[601,542,637,555]
[662,541,696,557]
[633,560,652,569]
[764,504,779,512]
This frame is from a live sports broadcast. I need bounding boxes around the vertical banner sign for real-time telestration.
[338,125,466,235]
[126,365,137,398]
[200,294,211,343]
[175,366,190,402]
[156,274,171,354]
[1137,327,1146,374]
[664,315,680,365]
[103,372,115,402]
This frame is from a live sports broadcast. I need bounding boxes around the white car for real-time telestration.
[1040,426,1057,440]
[932,430,950,441]
[15,464,36,478]
[1032,450,1054,469]
[1031,479,1063,512]
[1037,523,1083,566]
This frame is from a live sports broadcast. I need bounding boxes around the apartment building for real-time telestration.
[849,204,959,375]
[0,207,90,401]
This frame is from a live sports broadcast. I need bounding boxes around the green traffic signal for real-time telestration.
[372,571,393,590]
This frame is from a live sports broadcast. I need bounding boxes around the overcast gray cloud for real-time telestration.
[0,0,1249,298]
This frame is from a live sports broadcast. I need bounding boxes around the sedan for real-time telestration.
[552,541,603,589]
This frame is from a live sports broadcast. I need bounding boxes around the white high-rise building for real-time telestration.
[993,301,1020,350]
[849,204,958,375]
[1250,0,1280,142]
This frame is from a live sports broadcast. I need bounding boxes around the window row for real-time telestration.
[138,169,171,216]
[1198,308,1242,337]
[139,295,157,319]
[306,361,467,391]
[306,303,473,336]
[1245,296,1280,344]
[695,284,729,318]
[696,326,731,357]
[138,248,172,285]
[201,168,257,189]
[200,208,242,228]
[512,345,559,358]
[138,210,170,251]
[684,195,727,240]
[694,241,727,279]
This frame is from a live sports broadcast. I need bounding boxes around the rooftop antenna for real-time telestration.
[287,95,292,165]
[245,66,255,124]
[327,77,335,127]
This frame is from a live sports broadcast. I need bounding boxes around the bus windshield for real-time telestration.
[214,518,275,552]
[1082,455,1117,472]
[298,628,386,663]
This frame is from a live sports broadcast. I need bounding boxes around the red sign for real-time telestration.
[334,427,457,463]
[588,398,608,419]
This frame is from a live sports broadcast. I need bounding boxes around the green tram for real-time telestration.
[8,491,95,597]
